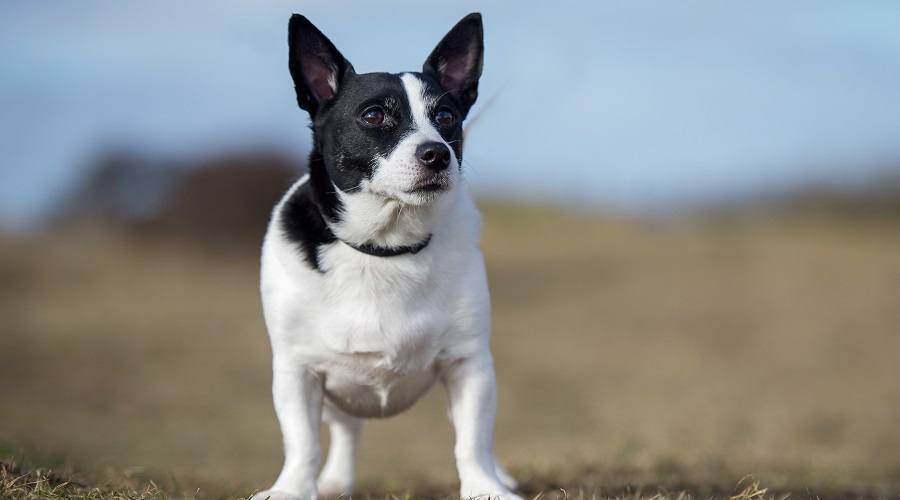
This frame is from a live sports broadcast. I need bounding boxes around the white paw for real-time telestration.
[460,483,523,500]
[316,476,353,498]
[250,487,315,500]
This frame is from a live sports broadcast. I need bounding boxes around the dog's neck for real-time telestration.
[330,192,445,248]
[308,157,454,250]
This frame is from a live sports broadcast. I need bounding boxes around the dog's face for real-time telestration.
[288,14,483,207]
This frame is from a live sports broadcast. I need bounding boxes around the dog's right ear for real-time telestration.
[288,15,355,116]
[423,13,484,118]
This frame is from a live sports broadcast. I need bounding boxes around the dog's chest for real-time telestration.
[314,299,448,371]
[307,262,452,416]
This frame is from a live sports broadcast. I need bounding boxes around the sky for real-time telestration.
[2,0,900,228]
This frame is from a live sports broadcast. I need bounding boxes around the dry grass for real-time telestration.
[0,460,840,500]
[0,460,165,499]
[2,203,900,498]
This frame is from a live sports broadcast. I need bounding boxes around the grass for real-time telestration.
[0,460,163,500]
[0,459,861,499]
[2,202,900,498]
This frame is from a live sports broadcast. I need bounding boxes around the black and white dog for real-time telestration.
[254,13,520,500]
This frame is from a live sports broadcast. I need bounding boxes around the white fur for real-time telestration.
[253,75,520,500]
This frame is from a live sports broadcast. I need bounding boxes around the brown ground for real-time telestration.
[2,203,900,498]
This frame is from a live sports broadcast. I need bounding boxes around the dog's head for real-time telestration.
[288,13,483,208]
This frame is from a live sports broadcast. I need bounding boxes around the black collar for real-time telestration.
[341,235,432,257]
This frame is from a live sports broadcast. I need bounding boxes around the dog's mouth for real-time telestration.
[408,178,449,194]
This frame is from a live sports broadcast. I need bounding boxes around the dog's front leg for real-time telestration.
[254,365,324,500]
[443,354,522,500]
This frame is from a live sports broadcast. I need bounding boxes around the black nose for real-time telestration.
[416,142,451,171]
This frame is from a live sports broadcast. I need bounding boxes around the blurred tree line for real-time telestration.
[55,149,305,254]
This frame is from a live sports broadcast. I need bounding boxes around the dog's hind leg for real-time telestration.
[317,402,362,497]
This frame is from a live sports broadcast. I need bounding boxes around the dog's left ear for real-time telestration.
[423,13,484,117]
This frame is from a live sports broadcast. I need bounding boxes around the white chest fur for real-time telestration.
[308,254,451,416]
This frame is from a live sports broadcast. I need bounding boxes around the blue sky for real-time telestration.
[3,0,900,227]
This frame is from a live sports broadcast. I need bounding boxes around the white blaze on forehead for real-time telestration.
[358,73,460,211]
[400,73,442,141]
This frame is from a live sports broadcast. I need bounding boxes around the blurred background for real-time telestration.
[2,0,900,497]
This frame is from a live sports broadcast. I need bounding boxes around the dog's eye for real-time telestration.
[434,108,456,127]
[360,107,385,126]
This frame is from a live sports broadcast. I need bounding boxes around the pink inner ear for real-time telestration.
[440,50,475,92]
[303,55,337,102]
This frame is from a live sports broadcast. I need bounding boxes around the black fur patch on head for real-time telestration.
[311,72,416,192]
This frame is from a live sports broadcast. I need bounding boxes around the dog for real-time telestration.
[253,13,521,500]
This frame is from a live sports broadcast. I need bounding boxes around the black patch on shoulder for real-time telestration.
[307,150,343,222]
[279,163,337,272]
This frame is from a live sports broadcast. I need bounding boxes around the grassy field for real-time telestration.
[2,203,900,498]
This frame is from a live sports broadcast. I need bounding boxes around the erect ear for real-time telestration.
[288,14,355,115]
[423,13,484,117]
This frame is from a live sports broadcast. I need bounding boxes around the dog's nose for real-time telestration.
[416,142,451,171]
